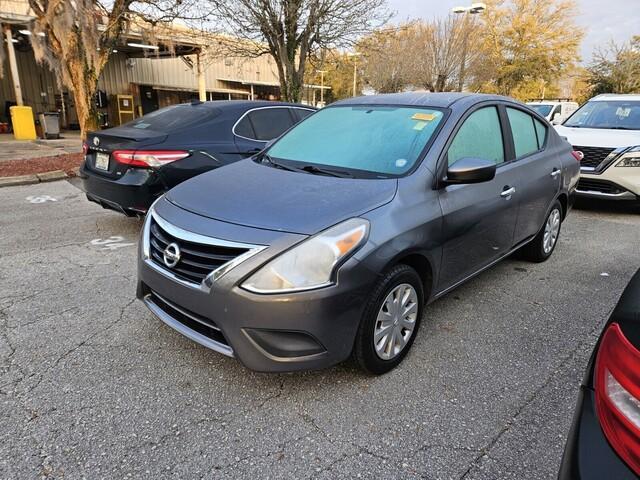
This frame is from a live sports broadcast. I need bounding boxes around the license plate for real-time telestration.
[95,152,110,171]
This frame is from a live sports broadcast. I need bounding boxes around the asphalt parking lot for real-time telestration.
[1,179,639,479]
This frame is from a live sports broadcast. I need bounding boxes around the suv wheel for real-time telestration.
[354,264,424,374]
[521,200,563,262]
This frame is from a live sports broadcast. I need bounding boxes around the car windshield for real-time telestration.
[527,104,553,116]
[266,105,445,177]
[122,104,218,132]
[563,100,640,130]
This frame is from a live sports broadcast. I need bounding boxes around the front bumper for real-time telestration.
[558,387,637,479]
[136,203,376,372]
[79,161,166,215]
[576,167,640,201]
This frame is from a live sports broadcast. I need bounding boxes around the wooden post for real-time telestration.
[4,26,23,106]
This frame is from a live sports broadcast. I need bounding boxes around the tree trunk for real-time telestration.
[66,60,100,139]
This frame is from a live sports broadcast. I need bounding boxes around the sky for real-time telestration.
[387,0,639,63]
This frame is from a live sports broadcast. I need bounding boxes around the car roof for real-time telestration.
[591,94,640,102]
[332,92,514,109]
[172,100,316,114]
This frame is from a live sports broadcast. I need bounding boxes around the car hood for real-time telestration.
[166,159,398,235]
[554,125,640,148]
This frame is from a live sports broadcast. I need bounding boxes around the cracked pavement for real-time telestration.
[1,180,639,479]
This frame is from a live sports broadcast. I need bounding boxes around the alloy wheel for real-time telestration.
[374,283,418,360]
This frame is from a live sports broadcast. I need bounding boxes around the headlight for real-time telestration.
[616,146,640,167]
[242,218,369,293]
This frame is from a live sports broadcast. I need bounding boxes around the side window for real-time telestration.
[506,107,539,158]
[448,106,504,166]
[234,116,255,139]
[533,118,547,149]
[291,108,313,122]
[247,108,294,141]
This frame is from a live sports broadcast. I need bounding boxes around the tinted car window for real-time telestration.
[534,118,547,149]
[267,106,445,176]
[291,108,314,122]
[234,116,255,139]
[248,108,294,141]
[123,104,217,132]
[507,107,539,158]
[448,107,504,166]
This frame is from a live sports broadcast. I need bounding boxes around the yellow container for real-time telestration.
[10,106,37,140]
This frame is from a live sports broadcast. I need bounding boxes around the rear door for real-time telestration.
[504,106,561,244]
[233,107,297,156]
[437,104,520,291]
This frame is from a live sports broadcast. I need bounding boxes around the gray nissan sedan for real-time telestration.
[137,92,580,374]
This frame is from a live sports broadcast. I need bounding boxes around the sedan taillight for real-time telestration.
[112,150,190,168]
[571,150,583,162]
[595,323,640,475]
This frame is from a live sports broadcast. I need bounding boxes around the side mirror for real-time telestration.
[445,157,496,185]
[551,112,562,125]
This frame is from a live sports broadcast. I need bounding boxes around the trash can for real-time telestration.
[10,106,37,140]
[39,112,61,139]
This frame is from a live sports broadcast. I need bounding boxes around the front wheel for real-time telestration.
[353,264,424,374]
[521,200,563,262]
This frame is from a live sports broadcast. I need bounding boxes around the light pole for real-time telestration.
[317,69,327,106]
[452,2,486,92]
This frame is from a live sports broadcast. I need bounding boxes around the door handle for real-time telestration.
[500,186,516,198]
[550,169,561,178]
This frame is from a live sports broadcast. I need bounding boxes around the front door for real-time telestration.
[437,105,520,292]
[140,86,159,115]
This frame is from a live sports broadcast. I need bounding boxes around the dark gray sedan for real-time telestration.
[136,93,580,374]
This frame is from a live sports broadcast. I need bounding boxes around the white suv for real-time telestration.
[527,100,578,124]
[554,94,640,201]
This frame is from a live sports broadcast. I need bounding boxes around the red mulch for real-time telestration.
[0,153,84,177]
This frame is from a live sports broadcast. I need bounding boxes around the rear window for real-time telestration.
[292,108,314,122]
[247,108,295,141]
[507,107,539,158]
[122,104,217,132]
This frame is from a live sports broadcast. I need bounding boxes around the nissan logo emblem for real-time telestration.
[163,242,181,268]
[93,136,100,147]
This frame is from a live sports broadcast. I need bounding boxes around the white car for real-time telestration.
[555,94,640,201]
[527,100,579,124]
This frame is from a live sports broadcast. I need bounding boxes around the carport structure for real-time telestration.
[0,0,306,133]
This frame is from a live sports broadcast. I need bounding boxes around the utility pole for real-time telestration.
[351,53,361,97]
[452,3,486,92]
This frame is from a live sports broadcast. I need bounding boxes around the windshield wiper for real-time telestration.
[607,126,637,130]
[260,153,297,172]
[299,165,353,178]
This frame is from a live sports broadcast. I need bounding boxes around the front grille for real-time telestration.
[573,145,615,169]
[149,291,229,347]
[577,178,625,195]
[149,218,249,285]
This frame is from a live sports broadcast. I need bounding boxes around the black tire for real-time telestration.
[353,264,424,375]
[520,200,563,263]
